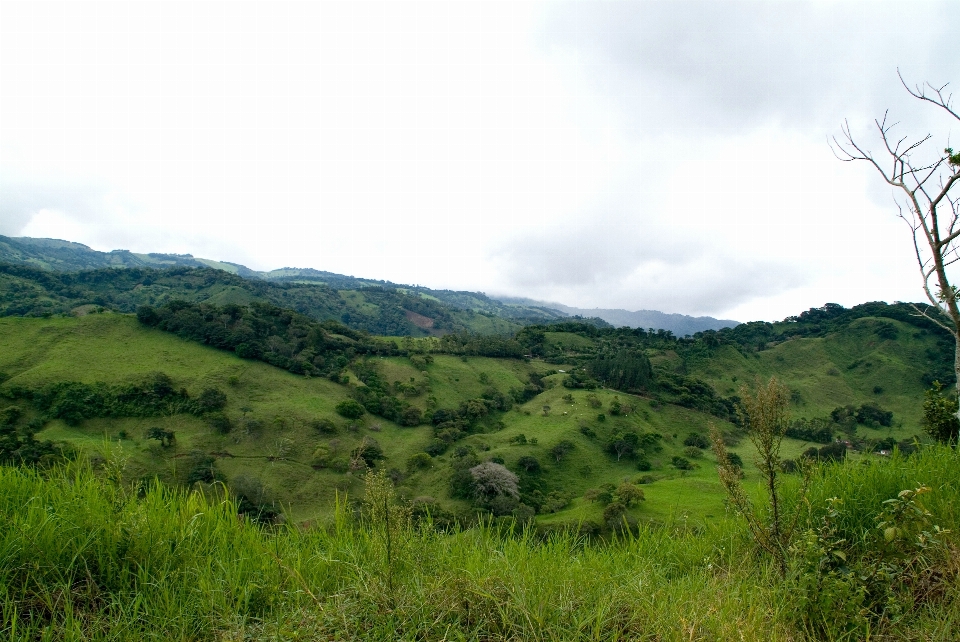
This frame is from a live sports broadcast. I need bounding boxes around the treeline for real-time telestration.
[0,402,56,465]
[5,372,226,426]
[136,300,398,378]
[702,301,955,384]
[515,324,738,421]
[0,263,462,336]
[785,402,895,446]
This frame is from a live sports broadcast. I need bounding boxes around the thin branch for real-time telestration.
[909,303,956,336]
[899,69,960,123]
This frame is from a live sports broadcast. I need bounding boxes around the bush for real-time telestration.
[516,455,541,473]
[399,406,422,426]
[406,452,432,472]
[602,501,627,526]
[196,387,227,413]
[921,382,960,444]
[615,482,644,506]
[310,446,332,468]
[185,452,217,485]
[311,418,338,434]
[682,446,703,459]
[683,432,710,449]
[230,474,277,522]
[352,437,384,467]
[336,400,365,420]
[469,462,519,506]
[671,456,694,470]
[802,441,846,463]
[206,411,232,435]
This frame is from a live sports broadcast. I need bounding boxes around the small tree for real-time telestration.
[711,377,810,577]
[516,455,541,473]
[615,482,645,507]
[921,381,960,444]
[335,399,365,420]
[833,73,960,416]
[469,461,519,507]
[362,469,412,607]
[551,439,575,463]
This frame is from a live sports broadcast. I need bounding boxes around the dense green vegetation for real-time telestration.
[1,447,957,640]
[2,257,960,639]
[0,251,579,336]
[0,306,946,530]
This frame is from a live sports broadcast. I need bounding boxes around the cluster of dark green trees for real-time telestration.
[0,263,463,335]
[0,402,56,465]
[5,372,226,426]
[137,300,398,377]
[785,402,895,444]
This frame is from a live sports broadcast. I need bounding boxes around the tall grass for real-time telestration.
[799,446,960,548]
[2,447,958,641]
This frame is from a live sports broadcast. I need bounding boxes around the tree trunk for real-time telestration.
[954,337,960,425]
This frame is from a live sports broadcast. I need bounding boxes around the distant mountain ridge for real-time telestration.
[0,235,736,335]
[495,297,739,336]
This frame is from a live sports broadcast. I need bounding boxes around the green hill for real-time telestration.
[0,236,580,334]
[0,303,944,526]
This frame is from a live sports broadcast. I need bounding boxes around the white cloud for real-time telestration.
[1,1,956,321]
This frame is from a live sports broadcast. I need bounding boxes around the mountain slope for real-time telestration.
[0,306,939,525]
[496,296,739,336]
[1,235,716,333]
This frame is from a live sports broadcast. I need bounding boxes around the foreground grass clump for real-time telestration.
[2,448,960,641]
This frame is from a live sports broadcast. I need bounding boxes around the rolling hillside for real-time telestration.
[0,234,740,335]
[0,305,941,526]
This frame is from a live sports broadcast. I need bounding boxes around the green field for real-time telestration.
[0,313,939,528]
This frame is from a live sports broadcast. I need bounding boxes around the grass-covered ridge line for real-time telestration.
[2,447,958,641]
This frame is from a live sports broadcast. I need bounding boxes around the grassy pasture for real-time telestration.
[0,314,939,528]
[2,447,958,640]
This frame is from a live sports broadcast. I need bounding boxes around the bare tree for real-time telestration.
[832,72,960,415]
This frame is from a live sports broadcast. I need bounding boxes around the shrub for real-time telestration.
[196,387,227,413]
[310,446,332,468]
[682,432,710,449]
[206,411,232,435]
[406,452,432,472]
[671,456,693,470]
[335,400,365,420]
[550,440,575,462]
[615,482,644,506]
[602,501,627,526]
[185,451,217,485]
[682,446,703,459]
[516,455,541,474]
[921,382,960,444]
[399,406,422,426]
[469,462,519,506]
[352,437,384,467]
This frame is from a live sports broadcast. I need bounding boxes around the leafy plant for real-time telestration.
[711,377,810,577]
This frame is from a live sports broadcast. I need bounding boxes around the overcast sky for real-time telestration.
[1,1,958,322]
